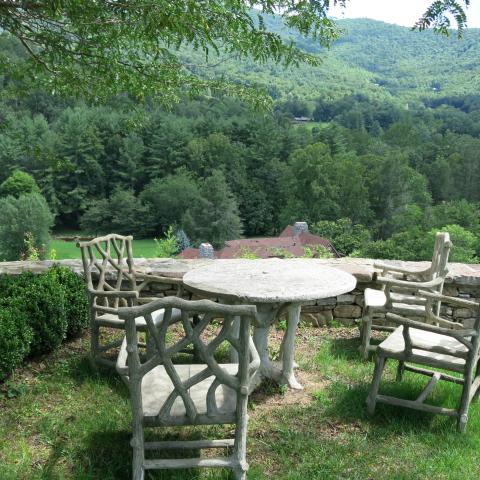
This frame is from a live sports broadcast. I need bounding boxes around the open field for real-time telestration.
[1,326,480,479]
[49,238,159,260]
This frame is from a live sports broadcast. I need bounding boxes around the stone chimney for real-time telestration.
[199,242,215,259]
[293,221,308,237]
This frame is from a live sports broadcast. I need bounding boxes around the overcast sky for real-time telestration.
[329,0,480,28]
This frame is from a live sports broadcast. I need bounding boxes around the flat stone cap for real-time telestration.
[1,258,479,286]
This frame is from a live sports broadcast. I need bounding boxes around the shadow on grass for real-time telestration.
[324,379,439,433]
[327,334,386,363]
[327,336,363,362]
[62,355,128,396]
[322,368,477,438]
[73,429,242,480]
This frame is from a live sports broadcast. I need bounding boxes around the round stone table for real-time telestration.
[183,259,357,389]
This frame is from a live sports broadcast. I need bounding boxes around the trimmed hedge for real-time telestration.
[50,265,89,338]
[0,266,89,380]
[0,302,33,381]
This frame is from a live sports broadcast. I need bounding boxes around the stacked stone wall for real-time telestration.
[1,258,479,326]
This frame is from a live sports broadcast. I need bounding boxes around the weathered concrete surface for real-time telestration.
[182,259,357,303]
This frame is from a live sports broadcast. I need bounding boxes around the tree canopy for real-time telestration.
[0,0,471,104]
[0,0,344,104]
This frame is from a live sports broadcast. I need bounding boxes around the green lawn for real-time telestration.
[1,326,480,479]
[49,238,159,260]
[293,121,328,131]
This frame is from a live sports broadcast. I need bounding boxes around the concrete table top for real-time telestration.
[183,258,357,303]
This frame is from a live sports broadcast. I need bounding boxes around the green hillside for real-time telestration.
[185,16,480,104]
[331,19,480,101]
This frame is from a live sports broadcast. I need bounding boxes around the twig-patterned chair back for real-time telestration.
[77,234,137,314]
[428,232,452,282]
[116,297,260,479]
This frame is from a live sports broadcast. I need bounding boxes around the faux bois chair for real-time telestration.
[359,232,452,359]
[366,290,480,432]
[77,234,183,367]
[116,297,260,480]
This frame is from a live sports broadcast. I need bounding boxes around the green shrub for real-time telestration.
[0,271,67,357]
[50,265,89,338]
[0,302,33,381]
[25,271,68,355]
[0,266,89,379]
[311,218,371,256]
[0,266,90,380]
[154,226,178,258]
[0,271,37,299]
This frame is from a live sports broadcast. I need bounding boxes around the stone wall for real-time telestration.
[1,257,479,326]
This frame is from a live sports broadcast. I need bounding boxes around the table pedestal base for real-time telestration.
[253,303,303,390]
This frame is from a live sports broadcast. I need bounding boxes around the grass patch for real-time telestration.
[49,239,159,260]
[292,121,328,131]
[1,326,480,479]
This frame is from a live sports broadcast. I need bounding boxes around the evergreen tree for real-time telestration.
[108,189,150,237]
[140,169,202,235]
[0,193,54,261]
[54,108,105,225]
[117,132,145,190]
[79,199,110,236]
[182,170,243,249]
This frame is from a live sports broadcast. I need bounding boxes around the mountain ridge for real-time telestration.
[202,16,480,105]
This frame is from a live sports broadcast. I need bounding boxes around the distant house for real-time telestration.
[293,116,312,123]
[178,222,340,259]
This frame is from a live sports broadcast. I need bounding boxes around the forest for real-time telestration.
[0,18,480,262]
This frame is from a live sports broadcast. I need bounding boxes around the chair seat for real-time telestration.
[364,288,426,316]
[365,288,387,307]
[378,326,468,372]
[96,308,182,330]
[142,364,238,420]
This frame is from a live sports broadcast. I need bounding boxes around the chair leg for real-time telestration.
[366,355,386,415]
[131,382,145,479]
[132,453,144,480]
[233,388,249,480]
[396,361,405,382]
[357,321,364,339]
[233,467,247,480]
[457,369,474,433]
[360,308,373,360]
[90,322,101,369]
[473,362,480,402]
[132,458,144,480]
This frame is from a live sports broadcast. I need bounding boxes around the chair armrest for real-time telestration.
[373,261,430,276]
[417,290,480,309]
[134,272,184,297]
[376,275,444,290]
[88,289,139,299]
[134,271,183,285]
[386,312,477,339]
[116,336,129,376]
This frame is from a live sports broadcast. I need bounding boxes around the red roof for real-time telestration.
[279,225,295,237]
[178,225,339,259]
[179,247,202,259]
